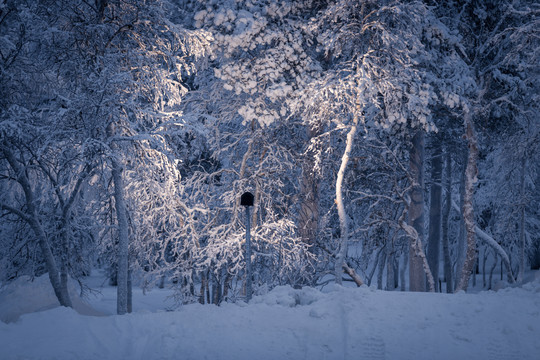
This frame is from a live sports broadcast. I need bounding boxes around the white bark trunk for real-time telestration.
[335,122,357,285]
[399,218,436,292]
[343,263,364,287]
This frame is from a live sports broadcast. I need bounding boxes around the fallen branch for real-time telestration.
[315,240,365,287]
[451,200,515,283]
[343,262,364,287]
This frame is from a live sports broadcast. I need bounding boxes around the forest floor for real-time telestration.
[1,269,539,360]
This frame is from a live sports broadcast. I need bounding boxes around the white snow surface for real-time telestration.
[1,270,540,360]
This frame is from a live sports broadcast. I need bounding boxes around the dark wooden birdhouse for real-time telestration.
[240,191,254,207]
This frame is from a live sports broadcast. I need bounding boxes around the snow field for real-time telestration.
[1,271,540,360]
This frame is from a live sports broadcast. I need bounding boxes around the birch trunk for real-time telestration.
[427,139,443,292]
[398,205,436,292]
[455,112,479,292]
[334,121,357,285]
[343,263,364,287]
[409,130,426,292]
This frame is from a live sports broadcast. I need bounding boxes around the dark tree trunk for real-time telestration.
[409,130,426,292]
[127,269,132,313]
[386,237,397,291]
[518,156,526,282]
[212,272,221,305]
[222,272,232,301]
[199,271,206,304]
[455,148,468,286]
[377,250,386,290]
[442,148,454,293]
[298,125,321,248]
[400,251,408,292]
[456,113,479,292]
[112,157,130,314]
[298,167,320,246]
[531,243,540,270]
[427,139,443,292]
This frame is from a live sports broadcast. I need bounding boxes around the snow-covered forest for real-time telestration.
[1,0,539,358]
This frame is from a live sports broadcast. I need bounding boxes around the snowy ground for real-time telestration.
[1,270,539,360]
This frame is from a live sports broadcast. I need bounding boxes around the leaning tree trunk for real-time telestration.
[409,130,426,292]
[442,147,453,293]
[455,112,479,292]
[30,217,72,307]
[427,139,443,292]
[111,157,130,315]
[451,200,516,284]
[335,120,358,285]
[57,166,91,307]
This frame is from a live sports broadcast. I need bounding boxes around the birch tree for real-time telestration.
[292,0,476,289]
[441,0,539,289]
